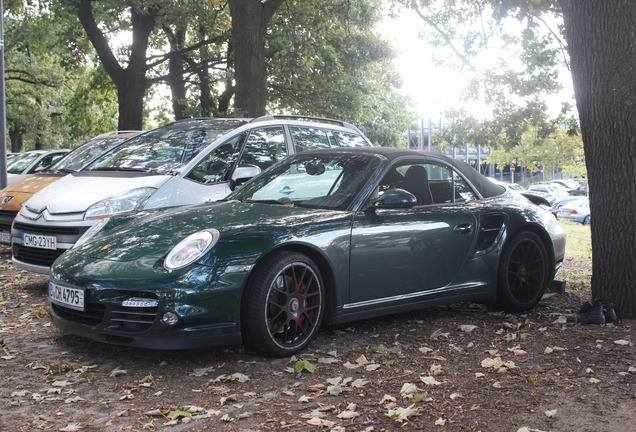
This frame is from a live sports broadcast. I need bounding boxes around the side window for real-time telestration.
[290,127,332,152]
[453,171,477,202]
[185,133,246,184]
[379,161,476,205]
[333,131,369,147]
[237,127,287,171]
[32,153,64,172]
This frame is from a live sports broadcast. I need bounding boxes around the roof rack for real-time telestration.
[251,115,363,134]
[91,130,142,139]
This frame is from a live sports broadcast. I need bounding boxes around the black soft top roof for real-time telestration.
[297,147,507,199]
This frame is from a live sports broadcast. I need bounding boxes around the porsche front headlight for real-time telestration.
[85,187,156,220]
[164,229,220,271]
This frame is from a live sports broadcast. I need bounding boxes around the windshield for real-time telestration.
[228,152,383,210]
[87,119,246,173]
[50,137,130,173]
[6,152,39,173]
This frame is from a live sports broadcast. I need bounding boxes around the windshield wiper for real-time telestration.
[245,199,290,205]
[91,167,151,173]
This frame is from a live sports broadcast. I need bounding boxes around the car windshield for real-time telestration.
[228,152,383,210]
[50,137,131,173]
[6,152,39,173]
[87,119,246,174]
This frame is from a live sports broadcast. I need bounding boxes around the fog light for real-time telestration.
[122,297,159,308]
[161,312,179,326]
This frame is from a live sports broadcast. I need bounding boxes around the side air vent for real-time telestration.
[475,215,505,251]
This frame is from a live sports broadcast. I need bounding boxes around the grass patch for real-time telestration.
[561,220,592,259]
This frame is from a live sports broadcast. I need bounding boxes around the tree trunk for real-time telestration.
[165,26,188,120]
[228,0,284,117]
[197,25,214,117]
[78,0,157,130]
[560,0,636,318]
[9,125,24,153]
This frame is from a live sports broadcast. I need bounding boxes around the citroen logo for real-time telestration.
[1,196,13,205]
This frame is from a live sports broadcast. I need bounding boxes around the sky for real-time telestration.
[378,9,576,123]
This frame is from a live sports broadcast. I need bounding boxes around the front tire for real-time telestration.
[496,231,549,311]
[242,251,325,357]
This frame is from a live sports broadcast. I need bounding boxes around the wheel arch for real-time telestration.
[241,243,338,322]
[507,223,557,282]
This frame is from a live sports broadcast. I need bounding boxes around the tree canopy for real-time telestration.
[4,0,416,148]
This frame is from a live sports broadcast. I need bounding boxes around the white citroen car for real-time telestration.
[11,115,372,273]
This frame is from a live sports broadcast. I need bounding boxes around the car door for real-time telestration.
[348,159,479,304]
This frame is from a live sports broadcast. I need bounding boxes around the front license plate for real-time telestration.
[0,231,9,245]
[22,233,57,250]
[48,281,84,311]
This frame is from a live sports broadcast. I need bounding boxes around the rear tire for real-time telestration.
[583,215,590,225]
[496,231,549,311]
[241,251,324,357]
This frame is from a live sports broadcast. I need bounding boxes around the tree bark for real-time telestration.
[228,0,284,117]
[78,0,157,130]
[560,0,636,318]
[9,125,24,153]
[164,26,188,120]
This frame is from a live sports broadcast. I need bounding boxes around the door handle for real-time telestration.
[453,223,473,234]
[279,186,294,195]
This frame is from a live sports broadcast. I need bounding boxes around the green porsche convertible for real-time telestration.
[49,147,566,356]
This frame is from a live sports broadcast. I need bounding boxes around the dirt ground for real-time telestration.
[0,245,634,432]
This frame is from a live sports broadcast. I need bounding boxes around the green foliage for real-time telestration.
[267,0,417,146]
[485,123,584,177]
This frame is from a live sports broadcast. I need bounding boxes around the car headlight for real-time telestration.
[164,229,220,272]
[85,187,156,220]
[73,218,109,249]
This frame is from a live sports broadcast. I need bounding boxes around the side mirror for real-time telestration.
[369,188,416,209]
[230,164,261,189]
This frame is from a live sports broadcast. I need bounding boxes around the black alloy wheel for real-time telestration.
[496,231,550,311]
[242,251,324,356]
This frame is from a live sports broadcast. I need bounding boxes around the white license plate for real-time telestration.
[22,233,57,250]
[48,282,84,311]
[0,231,9,245]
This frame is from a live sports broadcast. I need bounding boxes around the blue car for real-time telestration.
[549,196,587,218]
[557,198,590,225]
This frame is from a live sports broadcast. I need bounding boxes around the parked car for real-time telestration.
[5,149,70,185]
[528,183,570,202]
[48,147,566,356]
[12,116,372,273]
[549,196,587,218]
[549,179,587,196]
[0,131,142,245]
[558,198,590,225]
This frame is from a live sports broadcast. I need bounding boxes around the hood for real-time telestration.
[2,173,61,193]
[73,200,352,265]
[23,172,172,214]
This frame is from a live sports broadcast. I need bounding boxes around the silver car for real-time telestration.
[557,198,590,225]
[5,149,70,185]
[11,116,372,273]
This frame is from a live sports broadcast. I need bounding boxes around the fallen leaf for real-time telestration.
[420,376,441,385]
[109,368,127,378]
[545,409,558,418]
[435,417,447,425]
[307,417,335,427]
[459,324,477,333]
[614,340,630,346]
